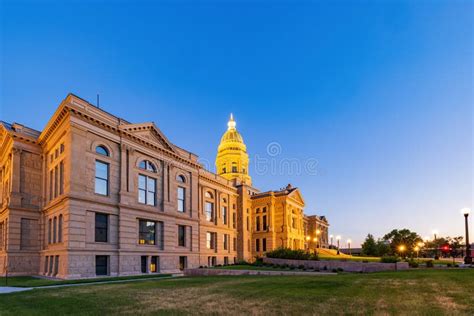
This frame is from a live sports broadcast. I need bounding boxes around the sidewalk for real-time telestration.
[0,274,181,295]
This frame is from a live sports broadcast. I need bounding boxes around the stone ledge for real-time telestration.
[184,268,336,276]
[263,257,409,273]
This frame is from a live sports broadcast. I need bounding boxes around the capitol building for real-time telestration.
[0,94,329,278]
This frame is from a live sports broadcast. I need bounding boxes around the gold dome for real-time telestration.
[215,114,251,185]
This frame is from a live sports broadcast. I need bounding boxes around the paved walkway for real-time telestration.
[0,287,33,294]
[0,275,181,295]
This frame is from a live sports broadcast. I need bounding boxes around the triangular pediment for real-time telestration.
[120,123,176,153]
[288,188,305,206]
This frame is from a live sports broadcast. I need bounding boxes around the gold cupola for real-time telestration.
[215,114,251,185]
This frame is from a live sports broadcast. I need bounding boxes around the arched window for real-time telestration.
[205,191,213,199]
[96,145,109,156]
[176,175,186,183]
[58,214,63,243]
[139,160,157,173]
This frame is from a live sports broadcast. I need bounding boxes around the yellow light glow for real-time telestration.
[398,245,406,252]
[313,237,318,242]
[414,246,419,251]
[306,236,310,241]
[336,235,341,240]
[316,229,321,235]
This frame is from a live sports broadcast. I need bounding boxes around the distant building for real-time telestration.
[0,94,330,278]
[304,215,330,249]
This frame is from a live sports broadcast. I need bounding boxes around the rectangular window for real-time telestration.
[48,219,52,244]
[0,223,3,250]
[49,255,54,274]
[53,217,57,243]
[263,238,267,252]
[232,212,236,229]
[292,217,296,229]
[95,161,109,195]
[179,256,187,271]
[206,232,212,249]
[54,256,59,276]
[224,257,229,265]
[233,237,237,251]
[178,225,186,247]
[96,255,109,276]
[246,216,249,231]
[223,234,228,250]
[256,239,260,252]
[139,175,156,206]
[141,256,147,273]
[212,256,217,266]
[206,232,216,250]
[205,202,213,222]
[54,166,58,198]
[222,206,227,225]
[59,161,64,195]
[49,170,53,201]
[139,220,156,245]
[263,215,267,230]
[256,216,260,232]
[151,256,159,273]
[177,187,185,212]
[95,213,108,243]
[44,256,49,274]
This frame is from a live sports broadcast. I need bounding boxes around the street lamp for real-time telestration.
[347,239,352,256]
[461,208,472,264]
[336,235,341,255]
[330,235,334,248]
[414,246,420,258]
[398,245,406,257]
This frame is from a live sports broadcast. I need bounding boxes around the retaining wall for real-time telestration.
[262,258,409,273]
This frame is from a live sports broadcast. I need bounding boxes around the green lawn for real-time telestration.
[0,274,172,288]
[0,269,473,315]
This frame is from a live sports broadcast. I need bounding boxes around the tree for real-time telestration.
[375,239,391,257]
[383,229,422,257]
[361,234,378,256]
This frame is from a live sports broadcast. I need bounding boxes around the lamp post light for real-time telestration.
[398,245,406,258]
[336,235,341,255]
[461,208,472,265]
[347,239,352,256]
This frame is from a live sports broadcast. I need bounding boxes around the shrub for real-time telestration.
[426,260,434,268]
[266,247,318,261]
[331,268,338,273]
[337,268,344,272]
[380,256,400,263]
[407,259,419,268]
[298,265,305,270]
[447,263,452,268]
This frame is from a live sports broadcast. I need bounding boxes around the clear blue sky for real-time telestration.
[1,1,472,246]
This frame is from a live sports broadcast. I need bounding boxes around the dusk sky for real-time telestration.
[1,1,472,246]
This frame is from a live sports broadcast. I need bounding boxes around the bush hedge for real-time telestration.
[265,247,319,261]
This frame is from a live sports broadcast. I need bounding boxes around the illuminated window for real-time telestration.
[151,256,159,273]
[206,232,216,250]
[139,220,156,245]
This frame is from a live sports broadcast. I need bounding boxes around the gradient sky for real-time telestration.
[1,0,472,246]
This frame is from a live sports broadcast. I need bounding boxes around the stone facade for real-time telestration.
[0,94,329,279]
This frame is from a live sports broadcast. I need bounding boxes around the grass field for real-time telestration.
[0,269,473,315]
[0,274,172,288]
